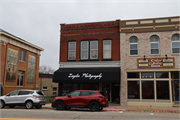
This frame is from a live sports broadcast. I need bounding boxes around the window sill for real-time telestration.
[150,54,160,56]
[171,53,180,56]
[19,60,26,63]
[66,59,77,62]
[42,89,48,91]
[79,59,99,61]
[101,59,113,61]
[129,55,139,57]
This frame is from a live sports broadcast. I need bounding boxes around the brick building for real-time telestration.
[39,73,58,97]
[120,16,180,107]
[53,20,121,103]
[0,29,43,95]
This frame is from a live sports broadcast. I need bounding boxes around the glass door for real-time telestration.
[174,80,179,101]
[102,83,111,102]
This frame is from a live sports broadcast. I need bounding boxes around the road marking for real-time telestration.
[1,118,48,120]
[150,113,154,115]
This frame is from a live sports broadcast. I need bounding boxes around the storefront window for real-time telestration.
[128,81,140,99]
[142,81,154,99]
[156,81,170,100]
[173,73,179,79]
[80,84,98,90]
[141,72,154,79]
[63,83,78,96]
[156,72,169,78]
[127,72,139,78]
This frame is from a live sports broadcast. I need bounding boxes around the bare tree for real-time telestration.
[39,65,55,74]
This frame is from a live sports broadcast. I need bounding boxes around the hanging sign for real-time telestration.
[137,57,175,68]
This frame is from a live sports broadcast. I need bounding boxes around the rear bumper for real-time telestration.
[34,101,46,106]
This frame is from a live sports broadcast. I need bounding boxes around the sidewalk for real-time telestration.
[42,103,180,113]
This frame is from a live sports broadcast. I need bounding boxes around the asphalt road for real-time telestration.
[0,107,180,120]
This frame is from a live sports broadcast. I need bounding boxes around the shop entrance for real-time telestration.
[112,83,120,103]
[174,80,179,101]
[102,83,111,102]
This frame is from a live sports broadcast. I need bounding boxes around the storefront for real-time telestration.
[53,67,120,103]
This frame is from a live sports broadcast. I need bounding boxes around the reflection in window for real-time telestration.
[130,37,138,55]
[141,72,154,78]
[127,72,139,78]
[156,81,170,100]
[142,81,154,99]
[173,73,179,79]
[103,40,111,59]
[68,42,76,60]
[70,91,80,96]
[128,81,140,99]
[27,55,36,83]
[172,34,180,54]
[63,83,78,96]
[81,41,89,59]
[150,36,159,54]
[90,41,98,59]
[156,72,169,78]
[80,84,98,90]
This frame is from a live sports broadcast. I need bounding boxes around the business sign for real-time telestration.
[137,57,175,68]
[68,73,103,79]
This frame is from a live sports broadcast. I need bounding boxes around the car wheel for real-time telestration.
[25,101,33,109]
[99,107,103,111]
[89,102,100,111]
[1,100,5,108]
[9,106,15,108]
[35,105,42,109]
[55,101,65,110]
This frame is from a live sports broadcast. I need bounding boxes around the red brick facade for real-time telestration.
[60,20,120,62]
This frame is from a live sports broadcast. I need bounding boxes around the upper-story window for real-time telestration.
[150,36,159,54]
[68,42,76,60]
[19,50,26,61]
[172,34,180,54]
[103,40,111,59]
[130,37,138,55]
[81,40,98,60]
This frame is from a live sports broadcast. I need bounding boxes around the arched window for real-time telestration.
[130,37,138,55]
[150,36,159,54]
[172,34,180,54]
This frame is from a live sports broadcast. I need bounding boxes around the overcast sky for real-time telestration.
[0,0,179,71]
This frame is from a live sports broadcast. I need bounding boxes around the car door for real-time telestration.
[17,91,31,103]
[66,91,81,105]
[79,91,91,105]
[5,90,19,104]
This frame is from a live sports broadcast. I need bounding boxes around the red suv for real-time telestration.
[52,90,108,111]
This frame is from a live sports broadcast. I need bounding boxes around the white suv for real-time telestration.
[0,89,46,109]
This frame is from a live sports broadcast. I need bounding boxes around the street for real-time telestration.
[0,107,179,120]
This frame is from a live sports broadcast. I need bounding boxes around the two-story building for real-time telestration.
[0,29,43,95]
[53,20,121,103]
[120,16,180,107]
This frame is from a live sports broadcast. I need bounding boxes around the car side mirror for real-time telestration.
[68,94,71,97]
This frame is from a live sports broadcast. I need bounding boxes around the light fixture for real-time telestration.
[143,55,146,60]
[165,54,168,59]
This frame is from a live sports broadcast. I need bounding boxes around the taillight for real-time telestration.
[33,95,40,98]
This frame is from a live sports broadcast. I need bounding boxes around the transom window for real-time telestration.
[81,40,98,60]
[150,36,159,54]
[172,34,180,54]
[19,50,26,61]
[68,42,76,60]
[130,37,138,55]
[103,40,111,59]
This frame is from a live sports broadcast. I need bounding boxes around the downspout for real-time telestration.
[34,53,37,90]
[3,42,9,86]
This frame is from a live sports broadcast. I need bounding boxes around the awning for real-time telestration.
[53,67,120,83]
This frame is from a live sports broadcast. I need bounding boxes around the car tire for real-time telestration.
[35,105,42,109]
[55,101,65,110]
[9,106,15,108]
[89,102,100,111]
[1,100,5,108]
[99,107,103,111]
[25,101,33,109]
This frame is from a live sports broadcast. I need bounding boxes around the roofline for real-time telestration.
[0,29,44,51]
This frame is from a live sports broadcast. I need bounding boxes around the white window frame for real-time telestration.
[150,36,159,55]
[90,41,98,59]
[81,41,89,60]
[17,71,24,86]
[52,87,57,96]
[42,86,48,90]
[103,40,112,59]
[172,35,180,54]
[129,37,138,55]
[68,42,76,60]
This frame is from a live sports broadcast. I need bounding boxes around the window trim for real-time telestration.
[42,86,48,90]
[129,37,138,56]
[150,36,159,55]
[171,34,180,54]
[19,50,26,62]
[52,87,57,96]
[68,41,76,60]
[17,71,24,86]
[80,40,99,60]
[103,40,112,59]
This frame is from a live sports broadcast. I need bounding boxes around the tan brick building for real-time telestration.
[39,73,58,97]
[120,16,180,107]
[0,29,43,95]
